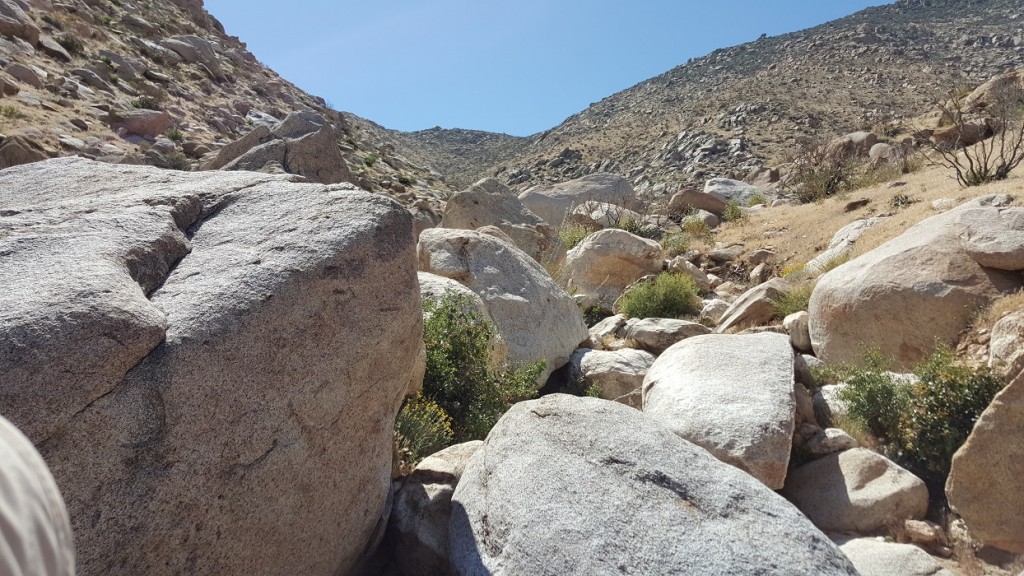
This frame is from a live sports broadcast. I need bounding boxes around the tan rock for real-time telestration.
[620,317,712,354]
[562,229,663,310]
[668,187,727,216]
[518,173,637,228]
[782,448,928,533]
[946,372,1024,553]
[715,277,790,333]
[568,348,655,408]
[989,309,1024,379]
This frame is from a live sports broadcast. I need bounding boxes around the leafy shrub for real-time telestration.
[835,347,1005,490]
[618,272,700,319]
[420,293,541,442]
[747,193,768,207]
[398,173,416,186]
[56,34,83,56]
[770,282,815,318]
[615,216,660,239]
[722,200,746,222]
[394,394,453,467]
[680,218,713,242]
[161,152,190,171]
[661,232,689,258]
[363,153,378,167]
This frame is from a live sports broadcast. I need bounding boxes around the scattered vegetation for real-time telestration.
[660,232,689,258]
[130,97,161,110]
[0,105,24,119]
[397,173,417,186]
[394,292,542,470]
[973,289,1024,330]
[820,347,1005,491]
[923,83,1024,187]
[363,152,378,167]
[888,193,913,210]
[617,272,700,319]
[161,152,190,171]
[56,34,83,56]
[747,193,768,207]
[680,218,714,243]
[558,221,595,250]
[722,200,746,222]
[163,128,184,142]
[785,136,854,203]
[615,215,660,239]
[41,14,64,30]
[770,282,815,318]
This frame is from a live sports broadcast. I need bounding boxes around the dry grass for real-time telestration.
[715,163,1024,271]
[974,289,1024,331]
[830,412,880,451]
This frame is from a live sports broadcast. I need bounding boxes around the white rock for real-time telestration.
[784,311,812,352]
[990,309,1024,379]
[519,173,638,228]
[643,333,796,488]
[715,277,790,333]
[620,317,712,354]
[835,537,954,576]
[561,229,663,310]
[568,348,655,408]
[805,428,858,456]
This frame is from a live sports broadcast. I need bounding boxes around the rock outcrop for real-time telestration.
[643,332,796,488]
[946,371,1024,553]
[809,196,1022,367]
[418,228,587,383]
[518,173,637,228]
[449,394,858,575]
[0,158,424,576]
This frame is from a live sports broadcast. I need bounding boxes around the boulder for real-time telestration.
[109,109,174,138]
[965,69,1023,111]
[955,206,1024,270]
[567,348,655,408]
[668,187,727,216]
[561,229,662,310]
[704,178,764,205]
[946,371,1024,553]
[0,134,51,169]
[4,62,42,88]
[784,311,812,352]
[643,333,796,488]
[932,120,995,149]
[989,309,1024,379]
[441,178,558,262]
[666,256,712,292]
[813,384,850,426]
[38,36,72,62]
[620,317,711,354]
[805,428,858,457]
[828,131,879,159]
[567,201,643,229]
[206,125,273,169]
[782,448,929,533]
[283,126,355,185]
[0,158,424,576]
[0,415,75,576]
[449,395,859,576]
[835,537,953,576]
[0,0,39,45]
[418,228,587,384]
[518,173,637,228]
[387,441,482,576]
[804,217,886,275]
[715,277,790,333]
[809,196,1022,368]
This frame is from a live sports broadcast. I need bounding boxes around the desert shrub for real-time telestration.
[722,200,746,222]
[770,282,815,318]
[394,394,453,467]
[130,97,160,110]
[363,153,378,167]
[786,137,854,203]
[41,14,64,30]
[163,128,183,142]
[419,292,541,443]
[162,152,190,171]
[615,215,660,239]
[56,34,83,56]
[398,173,416,186]
[558,221,594,250]
[747,193,768,207]
[0,105,23,119]
[680,218,713,242]
[888,193,913,210]
[581,305,608,327]
[618,272,700,319]
[661,232,689,258]
[924,83,1024,187]
[835,347,1005,490]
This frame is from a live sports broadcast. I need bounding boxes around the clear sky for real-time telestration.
[205,0,893,136]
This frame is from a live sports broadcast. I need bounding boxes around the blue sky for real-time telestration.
[205,1,892,136]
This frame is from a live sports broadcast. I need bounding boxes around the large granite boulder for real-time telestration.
[449,395,858,576]
[418,228,587,384]
[809,196,1022,368]
[441,178,559,262]
[946,372,1024,553]
[782,448,929,533]
[643,333,796,489]
[0,158,424,576]
[567,348,655,408]
[518,173,637,228]
[835,536,953,576]
[561,229,663,310]
[989,308,1024,380]
[0,415,75,576]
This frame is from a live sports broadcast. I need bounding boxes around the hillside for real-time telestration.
[384,0,1024,191]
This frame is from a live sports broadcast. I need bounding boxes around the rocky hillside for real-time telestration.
[384,0,1024,192]
[0,0,450,199]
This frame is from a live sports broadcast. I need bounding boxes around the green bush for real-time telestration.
[661,232,689,258]
[363,153,378,167]
[130,97,160,110]
[394,394,453,466]
[419,292,541,442]
[56,33,83,56]
[747,193,768,207]
[615,216,661,239]
[163,128,184,142]
[398,173,417,186]
[722,200,746,222]
[835,347,1005,490]
[618,272,700,319]
[558,222,594,250]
